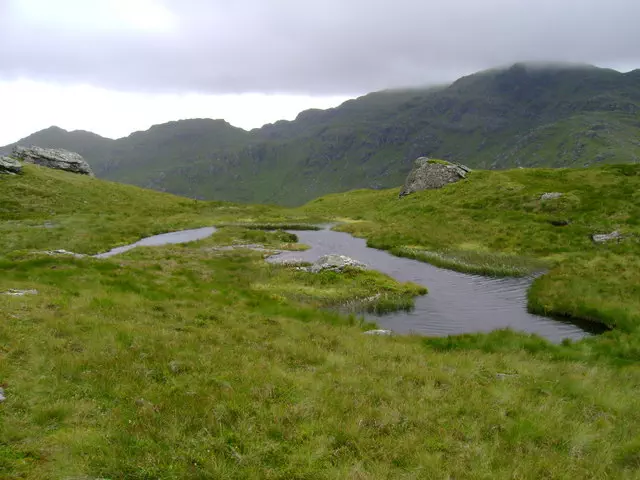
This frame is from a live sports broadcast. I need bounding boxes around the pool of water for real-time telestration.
[93,225,604,341]
[94,227,216,258]
[269,228,605,342]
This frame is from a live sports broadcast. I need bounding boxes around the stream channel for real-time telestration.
[96,226,605,342]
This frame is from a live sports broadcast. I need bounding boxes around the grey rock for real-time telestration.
[168,361,183,373]
[134,398,156,410]
[307,254,367,273]
[0,387,5,402]
[363,329,393,336]
[592,231,623,243]
[11,146,94,176]
[541,192,563,201]
[0,156,22,175]
[2,289,39,296]
[42,249,87,258]
[399,157,470,197]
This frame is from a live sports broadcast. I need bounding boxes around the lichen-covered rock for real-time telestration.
[399,157,470,197]
[592,231,623,243]
[2,289,39,296]
[307,254,367,273]
[11,146,94,176]
[541,192,563,200]
[42,249,87,258]
[0,156,22,175]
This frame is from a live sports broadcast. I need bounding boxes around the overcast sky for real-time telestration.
[1,0,639,145]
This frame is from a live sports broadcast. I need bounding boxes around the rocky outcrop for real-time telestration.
[399,157,470,197]
[11,146,94,176]
[305,254,367,273]
[0,156,22,175]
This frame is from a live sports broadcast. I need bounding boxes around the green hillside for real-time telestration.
[3,63,640,205]
[0,163,287,254]
[3,165,640,478]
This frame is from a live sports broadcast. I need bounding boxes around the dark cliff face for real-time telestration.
[3,63,640,206]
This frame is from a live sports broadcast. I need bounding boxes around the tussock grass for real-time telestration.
[3,246,640,478]
[254,265,427,314]
[391,246,545,277]
[215,222,323,231]
[206,226,299,247]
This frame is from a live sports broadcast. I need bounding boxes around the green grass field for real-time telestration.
[2,164,640,478]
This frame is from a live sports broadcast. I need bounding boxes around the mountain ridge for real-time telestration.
[3,62,640,205]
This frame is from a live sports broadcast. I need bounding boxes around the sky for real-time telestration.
[1,0,639,145]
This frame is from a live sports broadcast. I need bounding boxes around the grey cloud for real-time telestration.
[1,0,639,95]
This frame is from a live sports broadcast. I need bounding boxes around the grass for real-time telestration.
[426,158,454,166]
[214,223,324,231]
[3,164,640,478]
[190,227,426,315]
[206,226,306,251]
[390,246,547,277]
[3,248,640,479]
[253,266,427,314]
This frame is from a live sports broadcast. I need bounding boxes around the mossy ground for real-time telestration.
[2,164,640,478]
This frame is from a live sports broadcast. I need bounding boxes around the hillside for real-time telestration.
[3,63,640,205]
[0,163,294,254]
[3,164,640,477]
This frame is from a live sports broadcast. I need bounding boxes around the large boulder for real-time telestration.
[399,157,470,197]
[11,146,94,176]
[0,156,22,175]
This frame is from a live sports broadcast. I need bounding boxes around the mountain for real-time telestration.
[0,119,252,196]
[0,126,115,167]
[3,63,640,205]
